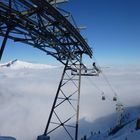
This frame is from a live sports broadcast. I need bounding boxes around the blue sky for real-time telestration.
[0,0,140,66]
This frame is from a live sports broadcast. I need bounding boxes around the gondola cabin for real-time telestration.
[113,97,117,101]
[102,95,106,101]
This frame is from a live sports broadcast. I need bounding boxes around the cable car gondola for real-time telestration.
[102,95,106,101]
[113,96,117,101]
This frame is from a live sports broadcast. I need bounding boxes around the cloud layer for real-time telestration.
[0,66,140,140]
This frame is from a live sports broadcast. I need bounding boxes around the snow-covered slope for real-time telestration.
[87,106,140,140]
[0,59,57,69]
[87,120,140,140]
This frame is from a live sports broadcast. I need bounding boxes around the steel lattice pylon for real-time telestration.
[41,54,82,140]
[0,1,99,140]
[37,53,99,140]
[38,53,99,140]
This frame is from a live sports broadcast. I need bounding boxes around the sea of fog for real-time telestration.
[0,66,140,140]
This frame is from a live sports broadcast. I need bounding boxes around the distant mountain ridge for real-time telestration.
[0,59,57,69]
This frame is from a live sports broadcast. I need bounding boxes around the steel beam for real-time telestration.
[0,27,10,61]
[75,53,82,140]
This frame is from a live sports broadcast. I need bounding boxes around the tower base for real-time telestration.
[37,135,50,140]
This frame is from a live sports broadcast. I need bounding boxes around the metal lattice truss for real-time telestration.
[0,0,92,64]
[0,1,98,140]
[43,55,99,140]
[44,58,82,140]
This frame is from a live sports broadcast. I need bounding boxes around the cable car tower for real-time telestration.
[0,0,100,140]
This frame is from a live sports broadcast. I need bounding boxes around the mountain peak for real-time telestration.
[0,59,57,69]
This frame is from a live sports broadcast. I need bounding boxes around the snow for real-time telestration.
[0,62,140,140]
[0,60,57,69]
[87,107,140,140]
[87,119,140,140]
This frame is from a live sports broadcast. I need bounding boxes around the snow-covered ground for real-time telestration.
[87,106,140,140]
[0,60,140,140]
